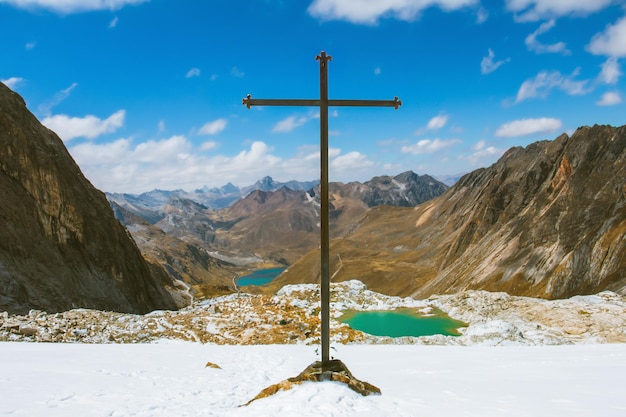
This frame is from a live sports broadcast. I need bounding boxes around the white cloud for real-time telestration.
[108,16,118,28]
[42,110,126,142]
[374,67,382,75]
[0,0,150,14]
[596,91,622,106]
[427,114,448,130]
[401,138,461,154]
[1,77,25,90]
[331,151,374,174]
[231,67,245,78]
[505,0,614,22]
[67,135,381,193]
[587,16,626,58]
[515,69,590,103]
[466,146,502,165]
[186,68,200,78]
[198,118,227,135]
[157,120,166,133]
[134,135,190,163]
[307,0,479,24]
[472,139,486,151]
[481,49,509,74]
[38,82,78,116]
[25,41,36,49]
[415,114,450,135]
[231,141,280,167]
[495,117,562,137]
[475,7,488,23]
[598,57,622,84]
[200,141,218,151]
[525,19,569,54]
[272,115,309,133]
[70,137,133,165]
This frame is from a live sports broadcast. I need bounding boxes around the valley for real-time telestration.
[107,171,449,298]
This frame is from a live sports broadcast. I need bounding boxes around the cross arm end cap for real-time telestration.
[242,94,252,109]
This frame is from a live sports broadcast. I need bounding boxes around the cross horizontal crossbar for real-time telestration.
[242,51,400,370]
[243,95,401,109]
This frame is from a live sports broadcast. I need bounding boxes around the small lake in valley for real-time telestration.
[236,268,286,287]
[338,308,467,337]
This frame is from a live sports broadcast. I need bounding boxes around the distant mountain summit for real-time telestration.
[0,83,179,314]
[343,171,448,207]
[107,176,319,217]
[275,125,626,299]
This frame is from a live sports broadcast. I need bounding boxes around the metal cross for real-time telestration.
[243,51,401,367]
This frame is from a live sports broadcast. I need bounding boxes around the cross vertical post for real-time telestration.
[243,51,401,370]
[317,51,331,364]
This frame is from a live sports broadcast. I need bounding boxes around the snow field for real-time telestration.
[1,342,626,416]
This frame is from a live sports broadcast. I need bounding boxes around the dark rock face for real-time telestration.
[0,83,178,314]
[308,171,448,209]
[362,171,448,207]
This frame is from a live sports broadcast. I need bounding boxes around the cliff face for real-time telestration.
[274,125,625,299]
[423,124,625,298]
[0,82,178,314]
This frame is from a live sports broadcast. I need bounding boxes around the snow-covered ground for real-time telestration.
[1,341,625,416]
[2,281,626,415]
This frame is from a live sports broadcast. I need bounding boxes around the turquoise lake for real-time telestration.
[236,268,286,287]
[338,308,467,337]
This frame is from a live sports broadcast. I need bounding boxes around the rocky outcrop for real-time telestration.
[276,125,625,299]
[0,82,178,314]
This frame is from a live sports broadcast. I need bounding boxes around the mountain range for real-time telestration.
[271,124,625,300]
[109,171,449,297]
[106,176,319,216]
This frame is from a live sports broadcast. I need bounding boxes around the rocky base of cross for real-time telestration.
[243,359,381,406]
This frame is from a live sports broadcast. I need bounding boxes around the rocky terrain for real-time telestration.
[0,83,181,315]
[2,281,625,346]
[276,125,626,300]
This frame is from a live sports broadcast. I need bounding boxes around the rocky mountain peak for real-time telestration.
[253,176,276,191]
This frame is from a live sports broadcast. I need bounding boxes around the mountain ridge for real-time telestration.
[271,125,625,300]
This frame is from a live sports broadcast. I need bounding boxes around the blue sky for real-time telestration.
[2,0,625,193]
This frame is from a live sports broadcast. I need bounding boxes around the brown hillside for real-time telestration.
[273,125,626,299]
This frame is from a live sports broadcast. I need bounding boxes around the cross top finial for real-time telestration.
[316,51,332,63]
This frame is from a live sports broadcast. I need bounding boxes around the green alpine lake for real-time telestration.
[338,307,467,337]
[236,268,286,287]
